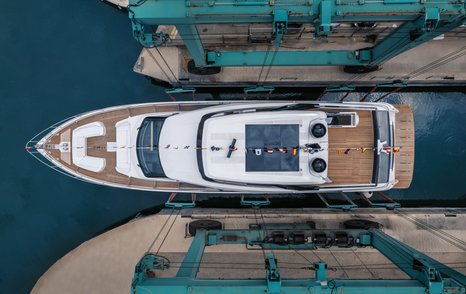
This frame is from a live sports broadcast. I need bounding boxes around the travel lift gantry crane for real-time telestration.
[127,0,466,73]
[131,225,466,294]
[131,195,463,293]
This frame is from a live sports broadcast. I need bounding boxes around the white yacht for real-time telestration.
[27,101,414,193]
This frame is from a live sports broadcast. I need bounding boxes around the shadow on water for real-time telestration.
[134,193,466,216]
[199,85,466,97]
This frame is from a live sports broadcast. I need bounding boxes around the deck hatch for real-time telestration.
[245,124,299,172]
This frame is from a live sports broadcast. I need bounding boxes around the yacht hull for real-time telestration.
[27,101,414,193]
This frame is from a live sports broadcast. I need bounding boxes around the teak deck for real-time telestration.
[393,105,415,189]
[44,104,205,191]
[326,110,374,186]
[43,103,414,191]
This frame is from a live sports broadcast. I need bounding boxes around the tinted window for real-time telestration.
[136,117,166,178]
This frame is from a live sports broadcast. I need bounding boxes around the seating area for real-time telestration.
[115,121,132,174]
[72,122,106,172]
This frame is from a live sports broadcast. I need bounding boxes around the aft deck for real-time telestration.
[325,110,374,186]
[324,105,415,188]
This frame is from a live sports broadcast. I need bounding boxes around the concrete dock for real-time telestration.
[135,38,466,88]
[32,208,466,294]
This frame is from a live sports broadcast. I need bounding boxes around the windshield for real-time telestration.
[136,117,166,178]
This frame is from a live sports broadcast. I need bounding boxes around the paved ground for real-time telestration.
[32,208,466,294]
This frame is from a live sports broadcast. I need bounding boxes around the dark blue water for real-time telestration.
[1,1,168,293]
[1,1,465,293]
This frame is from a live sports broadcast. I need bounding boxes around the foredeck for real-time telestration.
[43,103,209,191]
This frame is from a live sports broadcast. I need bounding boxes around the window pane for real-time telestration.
[136,117,166,178]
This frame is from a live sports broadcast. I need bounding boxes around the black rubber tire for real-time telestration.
[187,60,221,75]
[343,219,381,230]
[188,220,222,236]
[354,22,377,29]
[343,65,379,74]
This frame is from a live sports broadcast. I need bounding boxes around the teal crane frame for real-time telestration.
[131,226,466,294]
[128,0,466,68]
